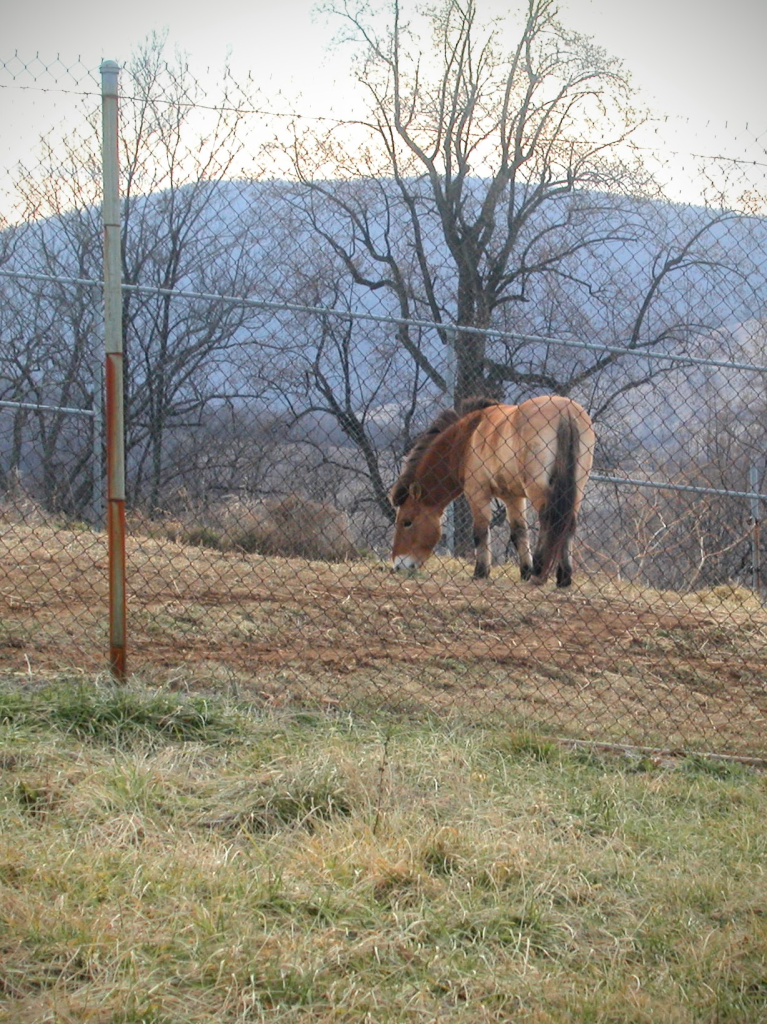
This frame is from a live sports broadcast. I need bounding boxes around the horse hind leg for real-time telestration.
[523,486,554,584]
[505,497,533,581]
[531,420,579,586]
[531,537,549,584]
[472,524,491,579]
[555,534,573,589]
[533,513,576,586]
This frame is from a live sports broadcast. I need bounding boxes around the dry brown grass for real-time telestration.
[0,520,765,755]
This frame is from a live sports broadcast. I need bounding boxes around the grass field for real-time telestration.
[2,677,767,1022]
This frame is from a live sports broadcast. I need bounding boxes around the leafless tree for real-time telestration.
[284,0,654,398]
[0,137,102,514]
[116,36,269,510]
[1,36,274,517]
[270,0,761,552]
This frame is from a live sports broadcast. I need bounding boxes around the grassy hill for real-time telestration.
[0,519,765,757]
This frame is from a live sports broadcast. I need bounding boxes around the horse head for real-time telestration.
[390,480,443,571]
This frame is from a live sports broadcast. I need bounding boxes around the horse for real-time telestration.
[390,395,595,586]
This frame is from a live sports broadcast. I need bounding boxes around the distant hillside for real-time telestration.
[1,176,765,535]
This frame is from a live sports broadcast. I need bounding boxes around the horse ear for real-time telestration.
[390,482,408,507]
[409,481,423,501]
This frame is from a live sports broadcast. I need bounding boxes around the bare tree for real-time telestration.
[286,0,650,400]
[0,136,102,515]
[269,0,761,554]
[116,36,269,511]
[1,36,274,517]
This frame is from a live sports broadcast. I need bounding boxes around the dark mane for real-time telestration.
[390,396,500,507]
[457,396,500,416]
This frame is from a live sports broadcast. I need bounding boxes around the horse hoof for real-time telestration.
[556,566,572,588]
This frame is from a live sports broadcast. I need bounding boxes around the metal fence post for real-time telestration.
[443,329,457,555]
[751,462,762,593]
[88,359,105,528]
[100,60,127,681]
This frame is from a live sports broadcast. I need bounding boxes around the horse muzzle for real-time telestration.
[391,554,422,572]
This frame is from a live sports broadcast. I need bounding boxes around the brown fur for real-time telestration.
[390,395,595,585]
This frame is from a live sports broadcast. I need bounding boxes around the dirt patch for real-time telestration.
[0,522,765,754]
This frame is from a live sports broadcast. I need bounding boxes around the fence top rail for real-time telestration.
[2,267,767,378]
[592,473,767,504]
[0,398,95,417]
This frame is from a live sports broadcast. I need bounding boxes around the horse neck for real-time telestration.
[416,419,471,509]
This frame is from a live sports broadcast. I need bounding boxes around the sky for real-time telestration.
[2,0,765,127]
[1,0,766,201]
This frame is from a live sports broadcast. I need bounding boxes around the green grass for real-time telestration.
[2,676,767,1022]
[0,678,242,746]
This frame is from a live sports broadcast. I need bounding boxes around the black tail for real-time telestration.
[536,416,579,579]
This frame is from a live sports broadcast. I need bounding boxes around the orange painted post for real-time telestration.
[100,61,127,680]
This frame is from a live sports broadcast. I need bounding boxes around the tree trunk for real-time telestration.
[450,327,505,559]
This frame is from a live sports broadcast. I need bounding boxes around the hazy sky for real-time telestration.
[3,0,766,132]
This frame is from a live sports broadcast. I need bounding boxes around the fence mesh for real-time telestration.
[1,38,766,756]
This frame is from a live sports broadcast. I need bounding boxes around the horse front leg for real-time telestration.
[469,502,492,579]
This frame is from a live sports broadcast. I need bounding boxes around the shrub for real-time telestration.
[0,471,53,526]
[131,494,357,562]
[221,494,356,562]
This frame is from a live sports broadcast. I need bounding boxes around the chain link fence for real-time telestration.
[1,33,766,756]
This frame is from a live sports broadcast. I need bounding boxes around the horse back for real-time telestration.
[463,396,594,504]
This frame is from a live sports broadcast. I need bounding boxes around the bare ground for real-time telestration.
[1,521,766,754]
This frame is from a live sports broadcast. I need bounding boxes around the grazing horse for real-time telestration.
[390,395,595,586]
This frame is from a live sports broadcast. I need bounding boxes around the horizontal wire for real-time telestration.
[2,268,765,376]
